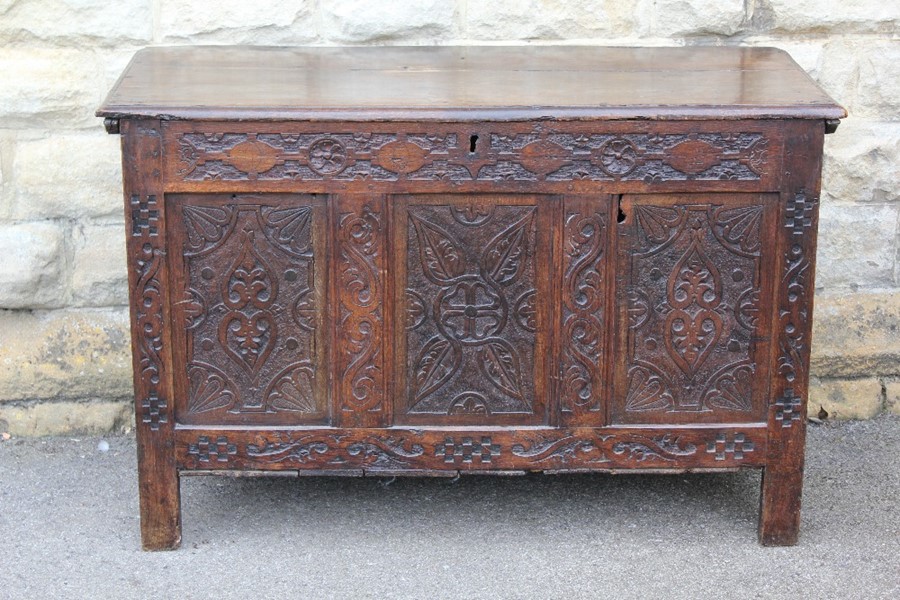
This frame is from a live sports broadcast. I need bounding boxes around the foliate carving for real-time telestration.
[560,206,606,414]
[345,437,427,469]
[177,200,321,421]
[611,434,697,462]
[173,129,770,183]
[511,436,600,464]
[664,229,723,377]
[182,205,234,254]
[337,204,384,414]
[405,290,427,329]
[513,290,537,332]
[220,230,278,374]
[701,360,755,412]
[448,393,490,415]
[307,138,346,174]
[247,437,329,463]
[186,363,235,414]
[598,138,638,175]
[412,336,461,403]
[623,203,765,415]
[625,361,674,412]
[403,203,538,418]
[265,362,316,412]
[260,206,312,257]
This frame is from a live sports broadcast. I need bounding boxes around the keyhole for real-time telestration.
[469,134,479,153]
[617,197,627,223]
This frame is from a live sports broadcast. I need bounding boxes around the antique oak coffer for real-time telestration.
[97,46,844,549]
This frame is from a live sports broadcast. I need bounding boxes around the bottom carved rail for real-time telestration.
[176,426,767,472]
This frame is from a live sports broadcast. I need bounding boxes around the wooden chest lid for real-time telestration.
[97,45,846,122]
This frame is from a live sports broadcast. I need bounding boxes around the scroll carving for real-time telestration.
[337,203,385,415]
[560,206,606,414]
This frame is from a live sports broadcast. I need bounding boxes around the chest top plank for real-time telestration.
[97,45,845,123]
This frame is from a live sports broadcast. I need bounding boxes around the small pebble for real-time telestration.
[97,440,110,453]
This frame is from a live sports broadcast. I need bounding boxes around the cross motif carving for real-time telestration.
[435,436,501,464]
[188,436,237,463]
[785,191,814,237]
[774,389,803,428]
[131,194,159,237]
[437,281,504,343]
[140,393,167,431]
[706,432,754,461]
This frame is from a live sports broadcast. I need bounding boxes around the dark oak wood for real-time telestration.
[100,46,843,550]
[98,46,845,122]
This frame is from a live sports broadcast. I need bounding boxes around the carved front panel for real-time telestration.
[613,194,776,424]
[394,195,550,425]
[170,194,327,425]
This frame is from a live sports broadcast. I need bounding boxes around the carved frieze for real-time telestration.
[171,130,771,183]
[178,428,764,470]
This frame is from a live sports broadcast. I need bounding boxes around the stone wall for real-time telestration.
[0,1,897,435]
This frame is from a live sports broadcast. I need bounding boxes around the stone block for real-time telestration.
[767,1,899,34]
[0,48,101,129]
[815,202,897,290]
[0,308,132,403]
[638,0,746,37]
[159,0,317,43]
[71,223,128,307]
[0,0,151,46]
[811,290,900,379]
[812,39,863,119]
[885,379,900,415]
[11,132,123,220]
[0,222,65,309]
[823,119,900,205]
[855,41,900,120]
[808,377,883,420]
[0,400,132,437]
[320,0,459,43]
[466,0,638,40]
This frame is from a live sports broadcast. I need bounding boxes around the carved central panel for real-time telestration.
[397,198,545,424]
[171,195,326,425]
[615,195,773,424]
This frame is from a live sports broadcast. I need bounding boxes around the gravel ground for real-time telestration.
[0,415,897,600]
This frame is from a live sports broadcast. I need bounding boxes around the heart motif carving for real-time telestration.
[219,313,276,375]
[665,308,722,377]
